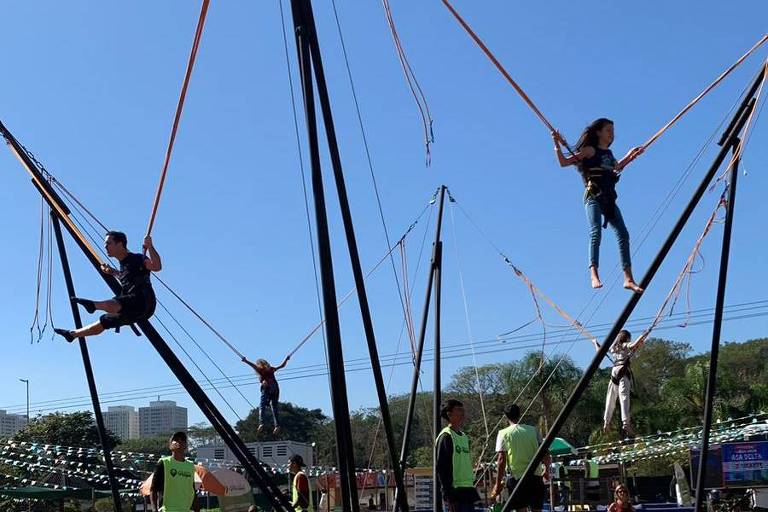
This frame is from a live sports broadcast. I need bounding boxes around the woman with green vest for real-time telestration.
[288,454,314,511]
[150,431,199,512]
[435,399,480,512]
[491,403,550,512]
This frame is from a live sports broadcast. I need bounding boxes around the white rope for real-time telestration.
[448,200,490,439]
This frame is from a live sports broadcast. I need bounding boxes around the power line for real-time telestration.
[5,302,766,415]
[9,299,768,410]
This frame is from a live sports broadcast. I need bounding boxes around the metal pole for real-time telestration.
[400,185,446,462]
[396,186,445,512]
[18,379,29,425]
[1,122,292,512]
[289,0,357,509]
[19,378,30,512]
[432,240,443,512]
[693,146,741,512]
[50,214,123,512]
[397,185,447,470]
[297,0,411,508]
[503,80,760,511]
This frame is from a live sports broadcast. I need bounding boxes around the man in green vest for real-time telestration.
[435,399,479,512]
[150,431,199,512]
[491,403,551,512]
[288,454,313,511]
[583,457,600,503]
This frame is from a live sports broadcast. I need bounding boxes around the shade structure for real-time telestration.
[550,437,577,456]
[0,486,114,500]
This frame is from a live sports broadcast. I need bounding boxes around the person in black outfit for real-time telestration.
[54,231,161,341]
[552,119,644,293]
[435,399,480,512]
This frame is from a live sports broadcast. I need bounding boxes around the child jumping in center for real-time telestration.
[242,355,290,436]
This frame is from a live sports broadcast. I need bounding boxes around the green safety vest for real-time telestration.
[498,424,544,480]
[585,460,599,479]
[436,426,474,488]
[159,456,196,512]
[292,470,314,512]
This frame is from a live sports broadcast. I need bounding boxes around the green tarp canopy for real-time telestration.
[550,437,577,456]
[0,486,114,500]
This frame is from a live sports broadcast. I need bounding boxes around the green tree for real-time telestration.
[499,352,583,434]
[448,364,507,396]
[662,360,709,426]
[13,411,120,451]
[118,436,170,455]
[235,402,327,443]
[188,422,220,448]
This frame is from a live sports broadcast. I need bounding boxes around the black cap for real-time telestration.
[170,431,187,443]
[289,455,306,467]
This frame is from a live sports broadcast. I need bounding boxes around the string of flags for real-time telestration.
[584,412,768,464]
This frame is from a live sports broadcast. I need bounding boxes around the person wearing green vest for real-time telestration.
[491,403,550,512]
[583,457,601,502]
[435,399,480,512]
[288,454,313,512]
[150,431,199,512]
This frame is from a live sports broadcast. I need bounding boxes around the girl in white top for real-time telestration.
[594,329,648,438]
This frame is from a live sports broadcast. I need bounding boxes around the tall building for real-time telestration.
[103,406,139,441]
[139,400,187,438]
[0,410,28,437]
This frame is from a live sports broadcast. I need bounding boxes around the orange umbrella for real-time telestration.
[195,465,228,496]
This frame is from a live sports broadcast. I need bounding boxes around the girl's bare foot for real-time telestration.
[590,267,603,289]
[623,268,643,293]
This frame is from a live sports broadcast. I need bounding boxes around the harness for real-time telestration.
[578,147,621,228]
[583,167,620,228]
[610,359,632,386]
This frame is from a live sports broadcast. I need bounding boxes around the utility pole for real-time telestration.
[19,378,30,512]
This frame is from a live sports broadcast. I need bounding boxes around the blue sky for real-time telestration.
[0,1,766,430]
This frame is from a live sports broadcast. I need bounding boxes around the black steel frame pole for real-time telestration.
[503,84,760,510]
[432,240,444,512]
[294,0,410,509]
[50,214,123,512]
[289,1,358,509]
[398,185,447,474]
[2,124,292,512]
[693,146,741,512]
[298,1,410,508]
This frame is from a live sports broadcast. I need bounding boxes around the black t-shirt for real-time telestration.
[579,147,619,191]
[118,252,152,295]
